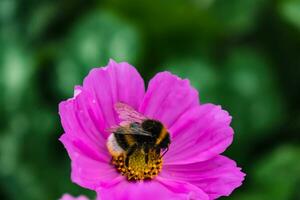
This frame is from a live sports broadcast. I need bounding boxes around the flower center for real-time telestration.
[112,149,163,181]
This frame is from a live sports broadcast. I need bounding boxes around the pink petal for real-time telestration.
[161,155,245,199]
[97,178,209,200]
[164,104,233,165]
[82,59,145,138]
[60,134,121,190]
[139,72,199,128]
[59,86,107,156]
[59,194,89,200]
[58,60,145,189]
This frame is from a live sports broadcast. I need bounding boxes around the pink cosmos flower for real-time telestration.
[59,194,89,200]
[59,59,245,200]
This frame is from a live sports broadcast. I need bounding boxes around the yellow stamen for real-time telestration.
[112,149,163,181]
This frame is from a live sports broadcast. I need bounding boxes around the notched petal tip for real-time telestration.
[108,58,118,64]
[108,58,138,72]
[156,71,192,84]
[74,85,83,97]
[58,86,84,116]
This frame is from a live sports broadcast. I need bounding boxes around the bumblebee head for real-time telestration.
[141,119,171,149]
[141,119,163,139]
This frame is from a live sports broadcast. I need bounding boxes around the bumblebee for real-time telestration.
[107,119,170,165]
[106,103,171,180]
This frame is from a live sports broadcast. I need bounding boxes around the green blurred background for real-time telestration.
[0,0,300,199]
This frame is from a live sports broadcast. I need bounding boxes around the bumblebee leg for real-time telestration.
[155,148,160,155]
[160,147,169,158]
[125,144,138,167]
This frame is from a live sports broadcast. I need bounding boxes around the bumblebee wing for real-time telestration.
[115,102,147,124]
[128,125,152,136]
[113,125,152,137]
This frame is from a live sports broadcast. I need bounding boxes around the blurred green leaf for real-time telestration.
[209,0,266,35]
[255,145,300,199]
[231,145,300,200]
[163,57,220,103]
[56,11,141,96]
[0,0,17,23]
[279,0,300,30]
[0,41,34,112]
[27,2,58,39]
[222,48,284,141]
[0,114,29,171]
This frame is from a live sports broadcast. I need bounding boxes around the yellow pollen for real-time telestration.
[112,149,163,181]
